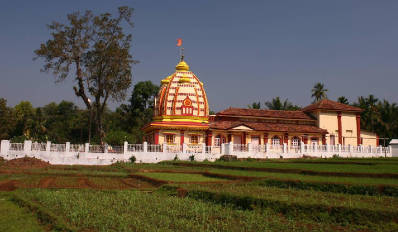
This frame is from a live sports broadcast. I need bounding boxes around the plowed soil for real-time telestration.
[3,157,50,169]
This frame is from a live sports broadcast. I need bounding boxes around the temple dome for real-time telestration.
[154,59,209,123]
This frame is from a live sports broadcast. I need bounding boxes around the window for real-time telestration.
[271,136,280,146]
[214,136,221,146]
[291,137,300,147]
[311,138,318,146]
[166,134,174,144]
[190,135,199,144]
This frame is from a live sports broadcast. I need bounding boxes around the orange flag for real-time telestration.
[177,38,182,47]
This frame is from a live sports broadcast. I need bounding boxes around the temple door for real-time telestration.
[233,135,241,144]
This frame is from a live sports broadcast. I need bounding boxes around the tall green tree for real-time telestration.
[13,101,35,140]
[127,81,159,142]
[34,6,137,144]
[311,82,328,102]
[337,96,349,105]
[265,97,300,110]
[0,98,15,140]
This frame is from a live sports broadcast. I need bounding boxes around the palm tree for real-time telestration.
[311,82,328,102]
[337,96,349,105]
[248,102,261,109]
[265,97,300,110]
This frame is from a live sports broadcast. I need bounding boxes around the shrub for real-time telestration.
[174,155,179,161]
[218,155,237,162]
[189,155,195,162]
[129,156,136,163]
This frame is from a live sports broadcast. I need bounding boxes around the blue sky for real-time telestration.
[0,0,397,111]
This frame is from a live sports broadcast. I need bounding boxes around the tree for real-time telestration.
[264,97,300,110]
[126,81,159,142]
[34,6,137,144]
[311,82,328,102]
[337,96,349,105]
[248,102,261,109]
[13,101,35,140]
[0,98,15,140]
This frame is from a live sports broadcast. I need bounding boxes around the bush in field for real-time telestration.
[129,156,136,163]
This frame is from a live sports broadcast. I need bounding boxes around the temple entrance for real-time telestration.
[233,135,241,144]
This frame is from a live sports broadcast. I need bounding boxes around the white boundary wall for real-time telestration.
[0,140,393,165]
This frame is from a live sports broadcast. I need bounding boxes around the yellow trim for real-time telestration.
[153,115,209,123]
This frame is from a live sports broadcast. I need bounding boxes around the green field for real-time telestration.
[1,157,398,231]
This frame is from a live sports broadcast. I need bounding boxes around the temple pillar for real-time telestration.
[356,113,361,145]
[322,135,326,145]
[283,133,288,144]
[180,130,184,146]
[337,112,342,144]
[154,130,159,145]
[263,133,268,145]
[206,131,212,146]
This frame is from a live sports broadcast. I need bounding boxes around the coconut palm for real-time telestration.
[311,82,328,102]
[265,97,300,110]
[337,96,349,105]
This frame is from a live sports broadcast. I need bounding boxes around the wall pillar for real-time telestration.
[124,141,128,153]
[337,112,343,144]
[85,143,89,153]
[46,141,51,152]
[66,142,71,152]
[376,135,380,146]
[356,113,361,145]
[143,141,148,152]
[24,140,32,153]
[0,140,10,155]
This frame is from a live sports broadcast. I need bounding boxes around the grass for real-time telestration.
[176,183,398,212]
[0,192,44,232]
[2,157,398,231]
[168,158,398,174]
[16,188,377,232]
[138,172,225,182]
[207,168,398,185]
[210,159,398,173]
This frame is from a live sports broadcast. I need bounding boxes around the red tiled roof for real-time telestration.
[216,108,314,120]
[210,120,327,134]
[302,99,362,112]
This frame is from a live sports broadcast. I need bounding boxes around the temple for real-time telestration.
[143,57,378,148]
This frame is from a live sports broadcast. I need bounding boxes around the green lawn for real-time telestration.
[0,193,44,232]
